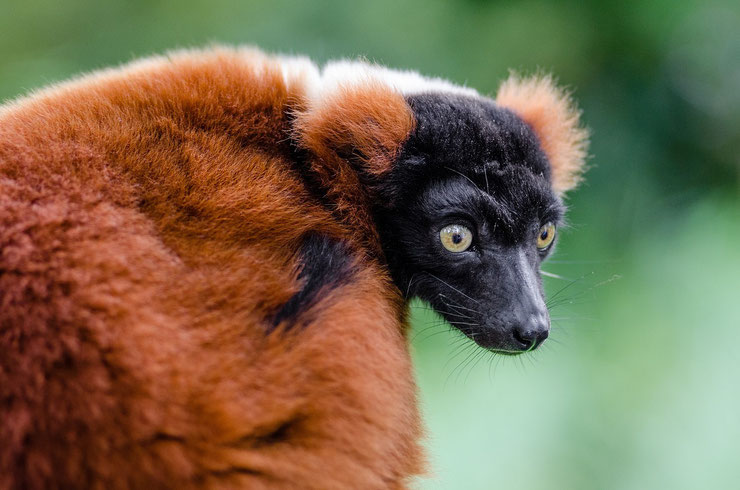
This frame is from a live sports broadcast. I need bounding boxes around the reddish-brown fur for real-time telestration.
[496,73,589,194]
[293,82,416,254]
[0,48,422,489]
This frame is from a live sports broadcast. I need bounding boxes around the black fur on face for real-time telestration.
[374,93,564,353]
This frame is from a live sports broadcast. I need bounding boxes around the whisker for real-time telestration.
[411,322,448,335]
[488,351,502,384]
[551,274,621,304]
[550,317,596,323]
[444,312,473,320]
[545,336,564,346]
[545,273,592,306]
[437,294,480,312]
[546,259,621,264]
[416,329,456,343]
[540,270,569,280]
[405,273,418,298]
[444,341,476,372]
[463,349,488,384]
[440,298,477,313]
[439,301,474,319]
[411,304,472,319]
[423,272,481,304]
[444,166,482,192]
[446,344,479,387]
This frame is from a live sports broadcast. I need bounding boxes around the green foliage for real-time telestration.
[2,1,738,487]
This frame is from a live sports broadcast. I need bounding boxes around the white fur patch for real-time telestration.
[319,60,479,98]
[275,54,321,93]
[283,57,480,109]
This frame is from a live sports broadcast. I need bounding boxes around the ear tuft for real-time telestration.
[496,73,589,194]
[293,81,414,179]
[290,78,415,250]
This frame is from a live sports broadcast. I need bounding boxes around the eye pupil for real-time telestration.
[537,222,556,250]
[440,224,473,252]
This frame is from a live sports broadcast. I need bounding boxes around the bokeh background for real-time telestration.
[2,1,738,488]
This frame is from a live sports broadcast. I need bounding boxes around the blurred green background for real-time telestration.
[2,0,738,488]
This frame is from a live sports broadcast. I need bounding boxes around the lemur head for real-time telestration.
[295,61,588,354]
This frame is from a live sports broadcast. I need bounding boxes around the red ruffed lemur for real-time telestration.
[0,47,588,489]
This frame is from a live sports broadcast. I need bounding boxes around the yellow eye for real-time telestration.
[537,222,556,250]
[440,224,473,252]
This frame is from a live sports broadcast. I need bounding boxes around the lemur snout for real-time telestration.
[511,312,550,351]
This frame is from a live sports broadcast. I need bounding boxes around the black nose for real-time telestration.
[511,314,549,350]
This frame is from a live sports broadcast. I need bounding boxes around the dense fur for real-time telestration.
[292,81,416,254]
[0,47,587,488]
[496,73,589,194]
[271,233,358,330]
[0,48,420,489]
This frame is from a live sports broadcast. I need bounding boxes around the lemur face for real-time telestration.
[376,94,565,353]
[295,62,587,354]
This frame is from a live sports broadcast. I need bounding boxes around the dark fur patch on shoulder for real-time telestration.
[270,233,357,330]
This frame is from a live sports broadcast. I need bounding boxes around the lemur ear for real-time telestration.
[292,77,416,249]
[496,73,589,194]
[293,81,414,183]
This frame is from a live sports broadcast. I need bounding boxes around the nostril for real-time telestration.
[512,316,550,350]
[512,327,535,349]
[534,327,549,348]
